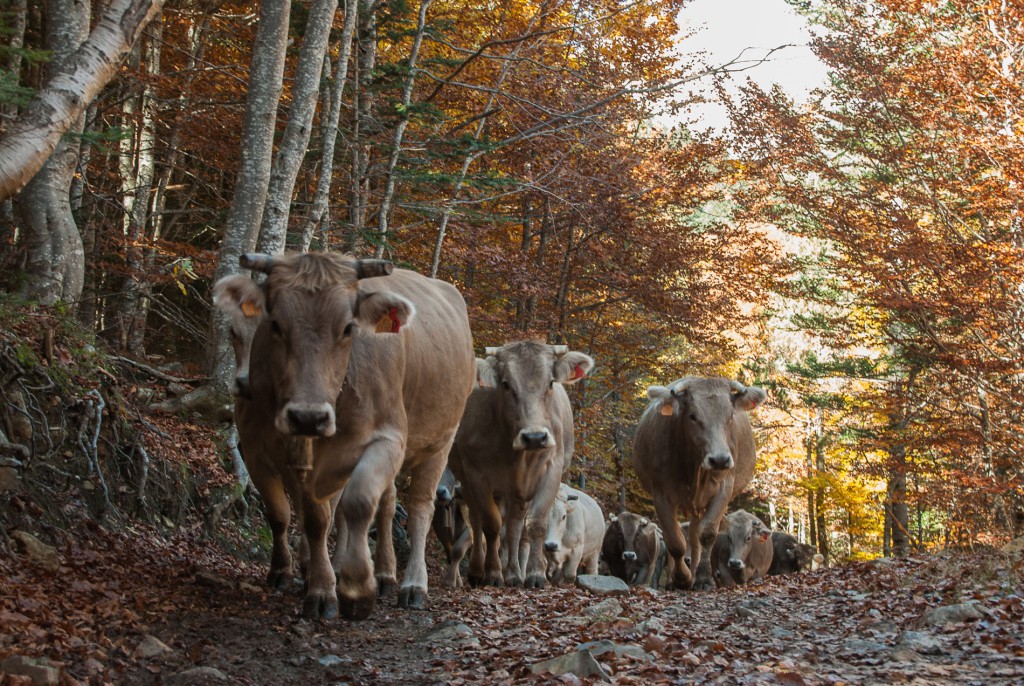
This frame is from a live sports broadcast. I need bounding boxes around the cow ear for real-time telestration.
[640,517,650,526]
[608,513,618,523]
[355,291,416,334]
[647,385,677,416]
[554,351,594,385]
[733,385,767,412]
[213,275,265,318]
[475,357,498,388]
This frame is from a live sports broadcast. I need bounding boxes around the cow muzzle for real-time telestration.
[233,372,252,399]
[622,551,638,562]
[544,541,559,553]
[728,558,745,570]
[279,403,336,437]
[515,429,552,450]
[704,453,734,471]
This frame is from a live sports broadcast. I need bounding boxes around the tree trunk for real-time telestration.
[17,0,91,307]
[886,443,910,557]
[256,0,340,256]
[207,0,291,393]
[347,0,378,253]
[300,0,358,252]
[0,0,165,203]
[0,0,27,248]
[373,0,434,258]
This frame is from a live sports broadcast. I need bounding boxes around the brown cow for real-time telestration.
[767,531,824,575]
[711,509,773,588]
[432,467,471,588]
[632,376,766,591]
[600,512,664,587]
[448,341,594,588]
[221,252,475,620]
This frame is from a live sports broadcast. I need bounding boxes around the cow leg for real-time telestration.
[502,501,528,587]
[693,477,734,591]
[335,440,403,621]
[398,451,447,610]
[654,493,692,590]
[581,550,600,576]
[444,514,471,588]
[250,470,294,591]
[522,470,561,589]
[563,547,584,585]
[374,482,399,599]
[301,497,338,620]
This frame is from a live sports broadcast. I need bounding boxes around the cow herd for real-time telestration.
[212,252,820,622]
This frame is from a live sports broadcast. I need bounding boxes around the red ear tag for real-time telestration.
[389,307,401,333]
[375,307,403,334]
[572,364,585,380]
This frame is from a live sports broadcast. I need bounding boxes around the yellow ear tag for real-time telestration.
[660,402,674,416]
[240,301,262,318]
[375,307,401,333]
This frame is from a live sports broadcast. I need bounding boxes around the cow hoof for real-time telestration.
[339,594,376,621]
[524,574,546,589]
[267,569,292,591]
[302,594,339,621]
[692,577,715,592]
[505,576,523,588]
[398,586,428,610]
[376,575,398,598]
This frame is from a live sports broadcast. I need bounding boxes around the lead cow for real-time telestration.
[632,376,766,591]
[449,341,594,588]
[219,252,475,620]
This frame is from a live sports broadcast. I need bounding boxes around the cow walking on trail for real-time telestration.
[768,531,824,576]
[632,376,766,591]
[448,341,594,588]
[711,509,773,588]
[543,484,605,584]
[215,252,475,621]
[432,467,472,588]
[601,512,665,588]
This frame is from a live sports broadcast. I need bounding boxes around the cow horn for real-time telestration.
[730,380,748,395]
[669,377,694,397]
[551,344,568,354]
[484,346,500,356]
[354,259,394,279]
[239,253,274,273]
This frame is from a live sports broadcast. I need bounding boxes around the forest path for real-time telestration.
[2,524,1023,685]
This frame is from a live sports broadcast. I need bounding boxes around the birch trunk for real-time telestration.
[207,0,291,393]
[0,0,165,202]
[0,0,27,245]
[17,0,91,306]
[372,0,433,258]
[300,0,358,252]
[255,0,339,256]
[347,0,378,253]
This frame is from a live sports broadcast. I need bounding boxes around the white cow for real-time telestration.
[543,484,605,584]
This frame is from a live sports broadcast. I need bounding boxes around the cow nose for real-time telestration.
[436,486,452,504]
[706,453,734,470]
[287,406,333,436]
[519,431,549,449]
[544,541,559,552]
[728,559,745,570]
[622,551,637,562]
[234,373,251,399]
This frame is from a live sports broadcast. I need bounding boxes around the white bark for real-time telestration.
[0,0,166,202]
[256,0,340,256]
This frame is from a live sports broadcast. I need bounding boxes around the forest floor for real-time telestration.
[2,515,1024,686]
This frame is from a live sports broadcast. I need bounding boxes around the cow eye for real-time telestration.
[343,322,355,337]
[501,380,511,391]
[688,413,697,422]
[270,320,283,336]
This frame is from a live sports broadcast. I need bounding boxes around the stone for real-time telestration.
[576,574,629,596]
[0,466,20,491]
[1001,536,1024,557]
[576,639,652,663]
[633,616,666,634]
[11,530,60,572]
[583,598,623,619]
[529,650,611,682]
[841,639,888,655]
[168,666,228,684]
[0,655,61,686]
[136,635,174,659]
[918,602,985,627]
[318,655,349,667]
[420,621,480,648]
[896,631,943,656]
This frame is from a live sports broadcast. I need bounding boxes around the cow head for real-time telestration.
[212,275,265,398]
[789,540,822,572]
[476,342,594,451]
[647,377,766,471]
[609,511,659,584]
[240,252,412,437]
[544,486,580,553]
[722,510,771,573]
